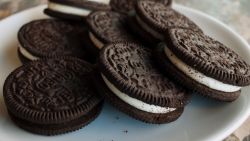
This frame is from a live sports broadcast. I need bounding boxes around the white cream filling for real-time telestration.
[135,16,164,40]
[18,45,39,60]
[89,32,104,49]
[101,74,176,114]
[88,0,110,4]
[164,46,242,92]
[48,2,91,17]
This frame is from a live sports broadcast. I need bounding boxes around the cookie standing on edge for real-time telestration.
[86,11,136,50]
[18,19,94,63]
[3,57,103,135]
[134,0,202,42]
[110,0,135,14]
[110,0,172,15]
[97,42,191,124]
[44,0,111,20]
[110,0,172,14]
[155,28,250,101]
[127,16,157,46]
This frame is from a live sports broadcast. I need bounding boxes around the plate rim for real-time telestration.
[174,4,250,141]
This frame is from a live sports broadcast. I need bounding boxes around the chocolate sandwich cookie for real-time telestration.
[18,19,95,63]
[44,0,111,21]
[110,0,172,15]
[97,42,191,124]
[155,28,250,101]
[127,16,157,45]
[3,57,103,135]
[86,11,137,50]
[135,0,202,42]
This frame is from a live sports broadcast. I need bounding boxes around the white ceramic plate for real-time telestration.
[0,4,250,141]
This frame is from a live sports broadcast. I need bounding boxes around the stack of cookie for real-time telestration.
[3,0,250,136]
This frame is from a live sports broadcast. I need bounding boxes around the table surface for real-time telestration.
[0,0,250,141]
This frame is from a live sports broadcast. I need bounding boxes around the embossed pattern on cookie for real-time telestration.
[4,57,102,124]
[166,28,250,85]
[110,0,172,14]
[135,0,202,37]
[99,42,191,107]
[18,19,90,61]
[87,11,136,44]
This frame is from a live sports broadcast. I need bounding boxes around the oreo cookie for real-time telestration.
[127,15,158,45]
[18,19,94,63]
[97,42,191,123]
[3,57,103,135]
[135,0,202,41]
[44,0,111,20]
[155,28,250,101]
[86,11,137,49]
[110,0,172,15]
